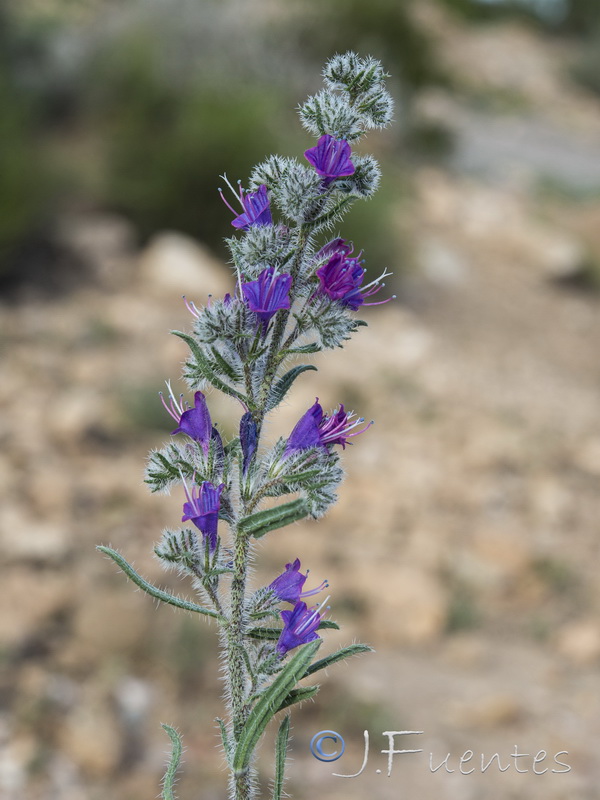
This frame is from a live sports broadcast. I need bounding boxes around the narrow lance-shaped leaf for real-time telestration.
[238,498,309,539]
[272,715,290,800]
[303,643,373,678]
[266,365,317,412]
[233,640,321,774]
[96,546,224,620]
[161,724,183,800]
[277,685,320,712]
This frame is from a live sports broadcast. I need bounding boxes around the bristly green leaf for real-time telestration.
[272,715,291,800]
[266,365,317,411]
[277,685,320,712]
[173,330,247,403]
[161,724,183,800]
[97,546,224,620]
[238,499,309,539]
[303,643,373,678]
[233,640,320,774]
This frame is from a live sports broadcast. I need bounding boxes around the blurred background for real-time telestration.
[2,0,600,798]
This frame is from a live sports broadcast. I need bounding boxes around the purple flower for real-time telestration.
[220,181,272,230]
[315,237,354,262]
[269,558,328,604]
[314,239,394,310]
[276,599,328,656]
[160,384,214,455]
[242,267,292,330]
[285,399,372,455]
[181,477,225,552]
[304,134,355,187]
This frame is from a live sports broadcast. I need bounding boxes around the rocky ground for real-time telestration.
[2,12,600,800]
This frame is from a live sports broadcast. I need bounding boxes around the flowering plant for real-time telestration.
[98,51,394,800]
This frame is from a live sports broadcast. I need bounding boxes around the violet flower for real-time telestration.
[269,558,328,604]
[276,598,329,656]
[285,399,372,455]
[219,179,272,230]
[242,266,292,330]
[315,238,395,310]
[160,383,218,456]
[181,477,225,552]
[304,134,355,187]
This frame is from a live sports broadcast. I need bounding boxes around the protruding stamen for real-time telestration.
[160,380,185,422]
[300,579,329,599]
[219,173,246,212]
[297,595,330,635]
[183,295,201,319]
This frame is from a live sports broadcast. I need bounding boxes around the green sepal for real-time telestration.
[173,330,247,403]
[216,717,233,766]
[272,715,291,800]
[145,445,194,492]
[233,640,321,775]
[154,528,198,569]
[281,342,320,356]
[210,346,243,383]
[160,724,183,800]
[310,197,355,228]
[247,626,281,641]
[317,619,340,631]
[247,619,339,641]
[266,365,317,411]
[225,436,241,454]
[97,546,224,621]
[238,498,309,539]
[303,643,373,678]
[277,684,320,712]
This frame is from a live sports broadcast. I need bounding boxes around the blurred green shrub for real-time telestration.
[288,0,447,101]
[554,0,600,34]
[85,32,289,257]
[439,0,600,32]
[0,10,53,275]
[570,30,600,97]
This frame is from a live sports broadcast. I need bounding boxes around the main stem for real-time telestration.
[227,524,254,800]
[225,224,310,800]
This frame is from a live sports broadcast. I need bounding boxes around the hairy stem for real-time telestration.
[226,523,254,800]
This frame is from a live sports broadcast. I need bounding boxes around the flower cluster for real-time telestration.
[101,51,394,800]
